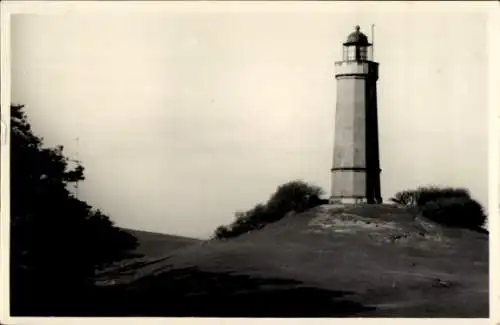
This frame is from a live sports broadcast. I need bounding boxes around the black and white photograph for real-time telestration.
[1,1,497,321]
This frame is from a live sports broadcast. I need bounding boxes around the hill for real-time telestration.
[94,228,201,283]
[93,204,488,317]
[121,228,201,258]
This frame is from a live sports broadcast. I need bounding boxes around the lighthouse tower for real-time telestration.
[330,25,382,204]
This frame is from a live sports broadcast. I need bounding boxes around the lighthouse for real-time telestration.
[330,25,382,204]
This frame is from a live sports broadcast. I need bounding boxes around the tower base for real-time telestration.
[329,197,382,205]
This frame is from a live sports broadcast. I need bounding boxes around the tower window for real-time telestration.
[344,46,357,60]
[358,46,367,60]
[343,45,370,61]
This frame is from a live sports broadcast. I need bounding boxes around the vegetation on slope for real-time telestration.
[213,180,326,239]
[390,186,487,231]
[214,182,487,240]
[10,104,139,315]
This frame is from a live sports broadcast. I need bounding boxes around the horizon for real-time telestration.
[10,6,489,239]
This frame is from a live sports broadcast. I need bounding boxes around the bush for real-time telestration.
[213,180,324,239]
[421,197,486,230]
[267,181,323,215]
[389,190,419,207]
[213,226,233,240]
[390,185,486,230]
[414,186,470,207]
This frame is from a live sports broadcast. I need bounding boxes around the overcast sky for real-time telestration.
[10,3,490,238]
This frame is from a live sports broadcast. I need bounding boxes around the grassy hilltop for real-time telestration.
[94,203,488,318]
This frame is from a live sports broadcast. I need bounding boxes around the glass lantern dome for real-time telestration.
[342,25,373,61]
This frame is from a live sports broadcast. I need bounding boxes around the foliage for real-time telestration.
[267,181,324,215]
[10,104,139,315]
[414,186,470,207]
[213,225,233,239]
[213,180,324,239]
[389,190,418,207]
[389,186,486,230]
[420,197,486,230]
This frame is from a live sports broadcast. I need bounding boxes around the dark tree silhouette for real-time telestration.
[10,104,139,315]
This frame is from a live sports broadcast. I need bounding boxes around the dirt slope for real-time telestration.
[95,228,200,282]
[97,204,488,317]
[121,228,201,258]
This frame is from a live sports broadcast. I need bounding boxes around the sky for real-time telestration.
[9,3,491,238]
